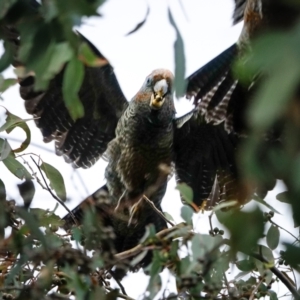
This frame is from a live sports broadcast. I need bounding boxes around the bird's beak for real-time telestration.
[150,79,168,110]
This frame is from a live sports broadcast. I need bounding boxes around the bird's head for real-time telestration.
[135,69,174,110]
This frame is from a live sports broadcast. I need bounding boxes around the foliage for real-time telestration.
[0,1,300,300]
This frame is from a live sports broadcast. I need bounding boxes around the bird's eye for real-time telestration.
[146,77,152,86]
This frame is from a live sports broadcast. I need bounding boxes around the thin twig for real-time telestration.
[30,156,78,226]
[143,195,175,227]
[109,270,127,295]
[19,154,47,190]
[208,210,214,235]
[249,277,264,300]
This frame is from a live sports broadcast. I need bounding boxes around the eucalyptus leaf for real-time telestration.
[62,57,85,120]
[168,8,186,97]
[40,161,66,201]
[266,225,280,250]
[176,183,193,204]
[0,108,31,153]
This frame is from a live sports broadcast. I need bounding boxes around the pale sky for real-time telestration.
[0,0,296,299]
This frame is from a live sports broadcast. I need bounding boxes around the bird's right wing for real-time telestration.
[4,26,128,168]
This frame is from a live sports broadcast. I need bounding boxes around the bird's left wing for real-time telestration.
[173,110,242,210]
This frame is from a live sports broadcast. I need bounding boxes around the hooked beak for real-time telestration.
[150,79,168,110]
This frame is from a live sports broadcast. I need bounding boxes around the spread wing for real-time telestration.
[19,32,128,168]
[173,110,242,209]
[173,43,260,209]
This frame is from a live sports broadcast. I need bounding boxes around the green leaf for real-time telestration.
[0,108,31,153]
[268,290,278,300]
[176,183,193,204]
[0,179,6,201]
[40,162,66,201]
[236,259,256,272]
[0,0,17,18]
[283,243,300,268]
[180,205,193,225]
[130,250,148,267]
[246,32,300,132]
[256,244,274,264]
[0,40,14,73]
[221,207,264,253]
[266,225,280,250]
[46,42,73,76]
[78,42,108,67]
[17,208,48,249]
[168,8,186,98]
[253,195,281,215]
[0,141,32,180]
[30,208,64,228]
[62,57,85,120]
[146,252,162,299]
[0,138,12,161]
[163,211,174,222]
[0,77,17,93]
[276,191,290,204]
[213,200,238,213]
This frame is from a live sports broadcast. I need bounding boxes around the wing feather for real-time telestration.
[18,33,128,168]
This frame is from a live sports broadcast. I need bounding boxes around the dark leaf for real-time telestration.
[125,5,150,36]
[40,161,66,201]
[283,243,300,268]
[266,225,280,250]
[17,180,35,209]
[0,0,18,19]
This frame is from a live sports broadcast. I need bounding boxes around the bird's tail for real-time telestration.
[62,184,168,274]
[62,184,113,231]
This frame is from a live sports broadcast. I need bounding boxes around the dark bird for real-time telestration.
[1,28,239,258]
[5,0,298,265]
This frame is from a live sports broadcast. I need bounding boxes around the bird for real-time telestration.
[5,0,298,266]
[1,22,239,259]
